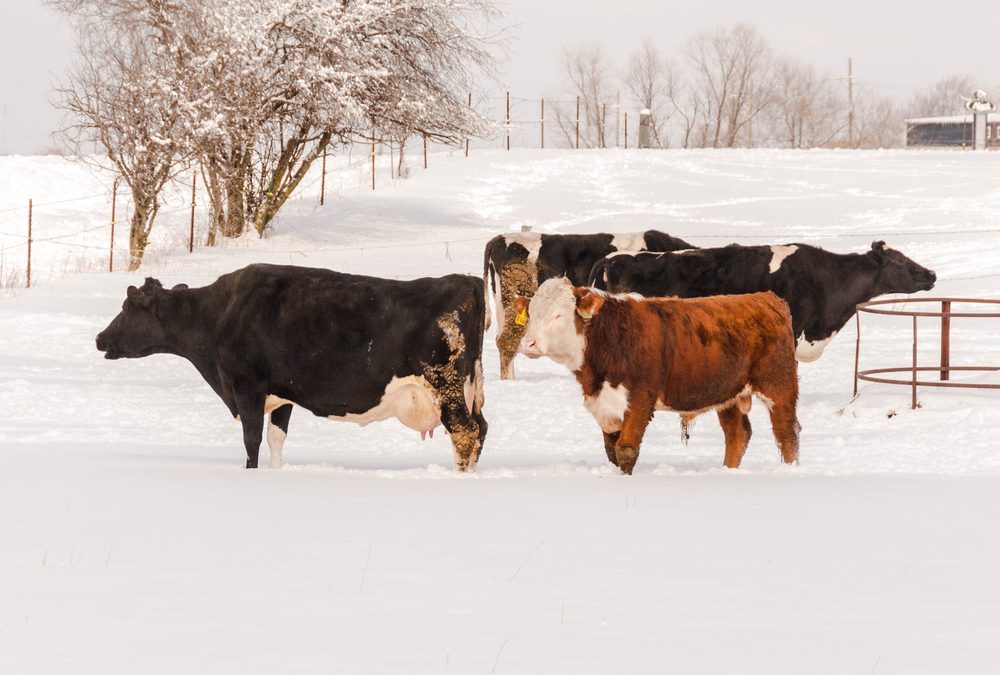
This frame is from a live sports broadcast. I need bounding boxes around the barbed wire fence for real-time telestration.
[3,90,1000,290]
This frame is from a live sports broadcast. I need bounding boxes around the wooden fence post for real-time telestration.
[624,112,629,149]
[602,102,607,148]
[110,179,117,272]
[541,98,545,149]
[423,134,428,169]
[575,96,580,149]
[466,92,471,157]
[320,150,327,205]
[188,171,196,253]
[26,199,32,289]
[371,135,376,191]
[506,91,511,151]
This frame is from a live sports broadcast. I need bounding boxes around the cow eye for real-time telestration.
[553,312,562,320]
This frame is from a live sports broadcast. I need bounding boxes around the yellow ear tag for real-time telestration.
[515,308,528,326]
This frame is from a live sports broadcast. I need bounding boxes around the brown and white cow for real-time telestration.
[514,278,800,474]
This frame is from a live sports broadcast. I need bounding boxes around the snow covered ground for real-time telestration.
[2,148,999,673]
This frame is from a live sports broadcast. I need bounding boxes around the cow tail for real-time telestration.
[483,236,501,331]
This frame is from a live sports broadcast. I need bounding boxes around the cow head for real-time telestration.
[95,278,174,359]
[515,278,605,371]
[867,241,936,294]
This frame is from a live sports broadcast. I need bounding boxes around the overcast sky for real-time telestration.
[1,0,995,154]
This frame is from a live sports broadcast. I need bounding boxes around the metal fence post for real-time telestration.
[941,300,951,381]
[911,315,918,409]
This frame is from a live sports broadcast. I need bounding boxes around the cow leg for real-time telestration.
[473,409,488,463]
[233,384,266,469]
[266,404,293,469]
[497,331,516,380]
[614,396,655,475]
[602,431,621,467]
[716,405,752,469]
[496,262,537,380]
[441,397,484,472]
[766,395,801,464]
[496,320,526,380]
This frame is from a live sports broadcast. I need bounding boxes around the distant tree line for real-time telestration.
[50,0,501,270]
[553,24,991,151]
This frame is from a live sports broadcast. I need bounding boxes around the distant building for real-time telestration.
[906,91,999,149]
[905,115,1000,149]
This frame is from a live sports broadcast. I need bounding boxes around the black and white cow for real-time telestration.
[589,241,936,361]
[484,230,694,379]
[96,264,487,470]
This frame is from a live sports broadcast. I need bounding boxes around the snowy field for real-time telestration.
[2,148,1000,673]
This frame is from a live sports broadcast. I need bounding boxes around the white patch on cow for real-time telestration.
[264,395,293,414]
[505,232,543,263]
[603,250,637,259]
[583,382,629,433]
[464,359,484,415]
[520,278,587,371]
[769,245,799,273]
[795,332,835,362]
[266,423,286,469]
[265,377,440,436]
[755,392,776,412]
[587,287,644,302]
[611,232,647,252]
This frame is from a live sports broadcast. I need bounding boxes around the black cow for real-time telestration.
[589,241,936,361]
[484,230,694,379]
[96,264,488,470]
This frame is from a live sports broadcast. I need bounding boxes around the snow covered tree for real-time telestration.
[54,7,191,270]
[52,0,501,247]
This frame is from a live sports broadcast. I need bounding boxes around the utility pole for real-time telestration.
[848,57,854,147]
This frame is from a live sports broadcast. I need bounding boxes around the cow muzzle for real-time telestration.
[519,337,542,359]
[95,332,119,359]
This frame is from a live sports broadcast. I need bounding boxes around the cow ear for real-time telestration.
[141,277,164,291]
[576,291,605,321]
[126,285,139,301]
[867,240,887,264]
[171,283,189,291]
[512,296,529,315]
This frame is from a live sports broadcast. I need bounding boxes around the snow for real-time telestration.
[2,148,1000,673]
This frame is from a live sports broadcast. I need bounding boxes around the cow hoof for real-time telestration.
[615,445,639,475]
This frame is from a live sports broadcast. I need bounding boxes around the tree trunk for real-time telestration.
[253,131,331,236]
[127,192,158,271]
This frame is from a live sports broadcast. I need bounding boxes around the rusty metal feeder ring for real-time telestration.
[853,297,1000,409]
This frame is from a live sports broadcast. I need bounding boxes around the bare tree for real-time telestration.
[625,39,679,148]
[909,74,976,117]
[684,23,773,148]
[54,15,189,270]
[853,85,903,148]
[554,44,613,148]
[768,57,847,148]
